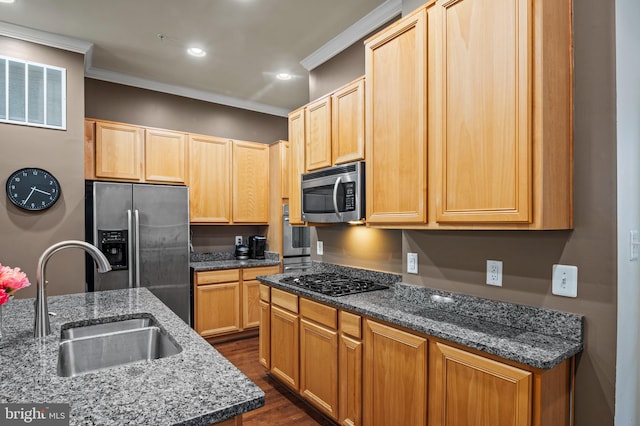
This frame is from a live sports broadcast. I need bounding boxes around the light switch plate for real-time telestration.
[316,241,323,255]
[552,264,578,297]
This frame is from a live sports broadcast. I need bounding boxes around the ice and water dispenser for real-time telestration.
[97,230,128,270]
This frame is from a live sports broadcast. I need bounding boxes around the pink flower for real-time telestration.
[0,263,31,305]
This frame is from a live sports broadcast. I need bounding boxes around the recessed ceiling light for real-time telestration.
[276,72,292,81]
[0,0,16,3]
[187,47,206,57]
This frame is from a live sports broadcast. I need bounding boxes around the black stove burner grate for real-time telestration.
[280,273,388,297]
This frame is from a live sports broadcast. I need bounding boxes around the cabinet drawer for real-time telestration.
[259,284,271,302]
[196,269,240,285]
[300,298,337,330]
[339,311,361,339]
[244,265,281,281]
[272,288,298,313]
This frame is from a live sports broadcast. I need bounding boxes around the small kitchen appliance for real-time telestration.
[301,161,365,223]
[248,235,266,259]
[235,244,249,260]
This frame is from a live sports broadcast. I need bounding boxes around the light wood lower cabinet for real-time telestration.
[260,287,574,426]
[339,311,363,426]
[300,298,339,420]
[194,266,279,339]
[270,298,299,390]
[364,319,428,426]
[429,341,532,426]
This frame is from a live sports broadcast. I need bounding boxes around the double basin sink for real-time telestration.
[57,314,182,377]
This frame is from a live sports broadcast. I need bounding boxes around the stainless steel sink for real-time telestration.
[57,316,182,377]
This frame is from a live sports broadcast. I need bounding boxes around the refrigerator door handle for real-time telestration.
[127,209,134,288]
[134,209,141,288]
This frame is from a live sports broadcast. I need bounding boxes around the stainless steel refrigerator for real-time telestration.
[85,181,191,325]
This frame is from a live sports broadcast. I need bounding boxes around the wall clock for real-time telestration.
[5,168,61,211]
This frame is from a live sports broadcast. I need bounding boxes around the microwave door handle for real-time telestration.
[332,177,342,216]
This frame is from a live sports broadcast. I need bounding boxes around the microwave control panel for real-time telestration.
[344,182,356,211]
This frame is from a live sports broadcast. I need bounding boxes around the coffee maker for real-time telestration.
[248,235,266,259]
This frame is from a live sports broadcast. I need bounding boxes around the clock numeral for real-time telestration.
[41,201,46,206]
[49,180,53,185]
[32,170,38,175]
[22,172,27,177]
[31,203,35,208]
[15,177,21,182]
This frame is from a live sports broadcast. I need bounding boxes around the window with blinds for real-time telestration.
[0,56,66,130]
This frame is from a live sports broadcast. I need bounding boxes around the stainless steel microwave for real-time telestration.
[301,161,365,223]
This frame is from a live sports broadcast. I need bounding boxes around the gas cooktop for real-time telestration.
[279,272,388,297]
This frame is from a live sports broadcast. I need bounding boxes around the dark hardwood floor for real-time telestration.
[213,336,337,426]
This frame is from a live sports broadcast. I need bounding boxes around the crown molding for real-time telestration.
[300,0,402,71]
[85,67,291,117]
[0,20,93,54]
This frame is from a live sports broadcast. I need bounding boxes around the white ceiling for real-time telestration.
[0,0,401,116]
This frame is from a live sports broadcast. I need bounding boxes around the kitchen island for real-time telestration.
[0,288,264,425]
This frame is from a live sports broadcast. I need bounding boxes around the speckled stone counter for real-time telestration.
[0,288,264,425]
[190,251,280,272]
[257,263,583,370]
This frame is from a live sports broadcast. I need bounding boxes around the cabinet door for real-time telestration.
[145,128,186,183]
[339,334,362,426]
[305,96,332,172]
[288,107,305,225]
[300,318,339,420]
[242,279,261,329]
[195,283,241,337]
[270,305,299,391]
[232,140,269,223]
[433,0,531,223]
[188,135,231,223]
[95,121,144,181]
[364,319,427,426]
[259,300,270,369]
[332,77,365,165]
[365,8,427,224]
[429,341,532,426]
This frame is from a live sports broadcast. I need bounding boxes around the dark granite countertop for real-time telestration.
[257,263,583,370]
[190,251,280,272]
[0,288,264,425]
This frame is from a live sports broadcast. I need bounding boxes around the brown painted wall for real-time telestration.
[85,79,287,144]
[308,1,618,424]
[0,37,86,298]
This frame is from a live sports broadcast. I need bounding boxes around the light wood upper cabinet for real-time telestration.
[188,134,231,223]
[305,96,332,172]
[365,7,428,225]
[288,107,306,225]
[332,77,365,165]
[95,121,144,181]
[232,140,269,223]
[145,128,187,184]
[429,0,572,228]
[429,341,532,426]
[364,319,427,426]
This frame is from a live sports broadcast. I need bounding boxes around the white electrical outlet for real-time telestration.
[317,241,324,255]
[552,264,578,297]
[407,253,418,274]
[235,236,243,245]
[486,260,503,286]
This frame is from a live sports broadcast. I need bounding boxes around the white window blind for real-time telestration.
[0,56,66,130]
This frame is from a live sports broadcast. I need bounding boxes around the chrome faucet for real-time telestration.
[34,240,112,338]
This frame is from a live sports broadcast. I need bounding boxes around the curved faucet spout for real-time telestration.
[34,240,112,338]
